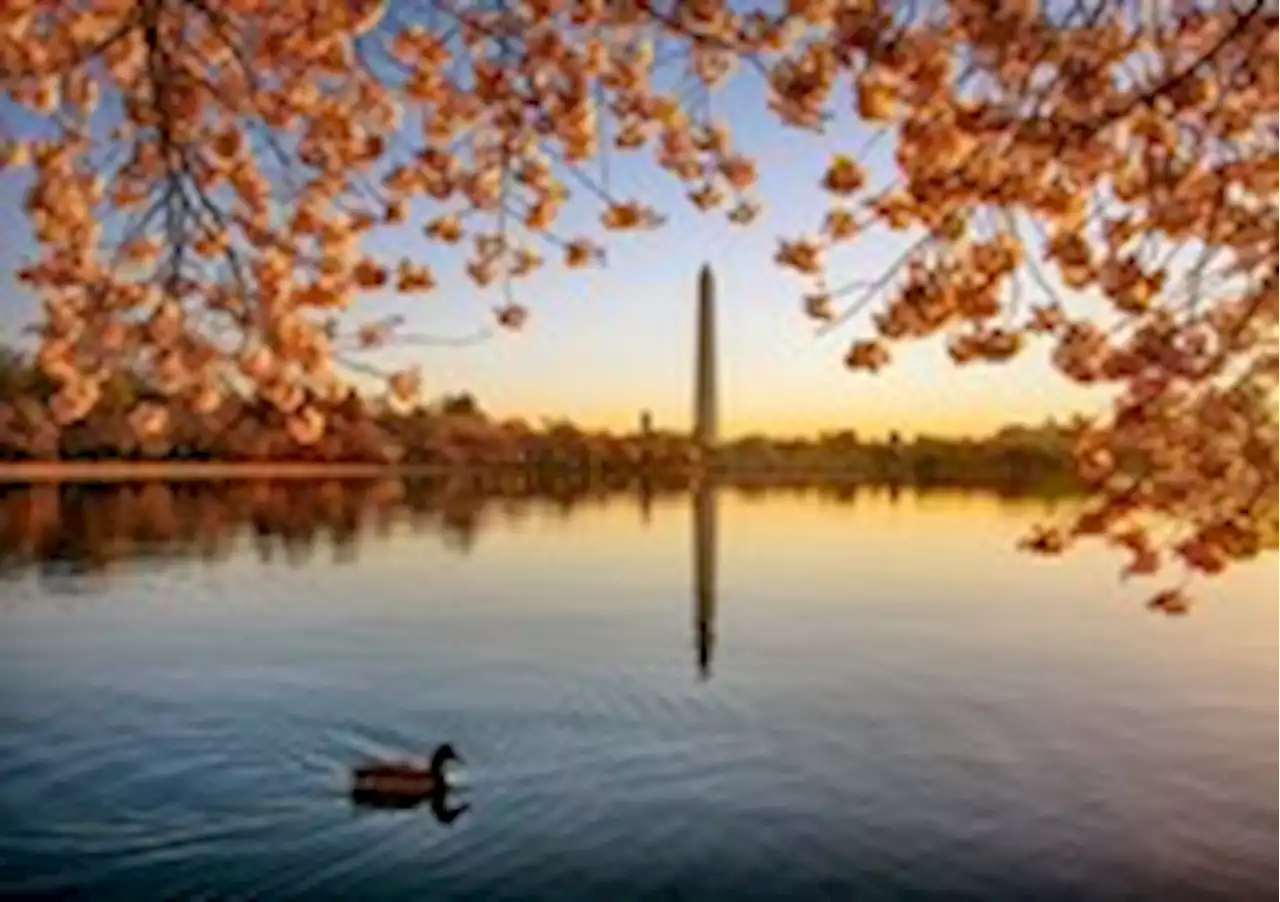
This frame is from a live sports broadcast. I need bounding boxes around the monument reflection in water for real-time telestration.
[694,481,717,681]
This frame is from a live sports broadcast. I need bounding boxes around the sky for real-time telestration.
[0,23,1112,441]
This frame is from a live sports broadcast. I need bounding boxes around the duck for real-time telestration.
[350,743,464,809]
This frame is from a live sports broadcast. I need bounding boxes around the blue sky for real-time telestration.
[0,26,1109,439]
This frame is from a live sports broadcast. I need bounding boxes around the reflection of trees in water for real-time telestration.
[0,476,1068,582]
[0,474,687,579]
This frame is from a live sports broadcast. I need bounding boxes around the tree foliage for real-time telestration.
[0,0,1276,607]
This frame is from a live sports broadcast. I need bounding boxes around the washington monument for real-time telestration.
[694,263,718,453]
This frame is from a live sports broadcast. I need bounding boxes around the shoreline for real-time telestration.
[0,461,459,484]
[0,460,709,484]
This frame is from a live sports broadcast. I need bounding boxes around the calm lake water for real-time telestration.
[0,481,1275,901]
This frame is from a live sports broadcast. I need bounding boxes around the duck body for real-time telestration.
[351,763,439,802]
[349,743,463,810]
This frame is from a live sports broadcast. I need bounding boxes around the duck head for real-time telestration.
[430,743,463,776]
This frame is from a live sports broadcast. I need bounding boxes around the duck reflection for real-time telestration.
[351,791,470,825]
[693,480,718,682]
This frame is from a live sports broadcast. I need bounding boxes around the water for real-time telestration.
[0,480,1275,900]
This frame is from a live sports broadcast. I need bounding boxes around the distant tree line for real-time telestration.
[0,344,1076,490]
[718,424,1078,490]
